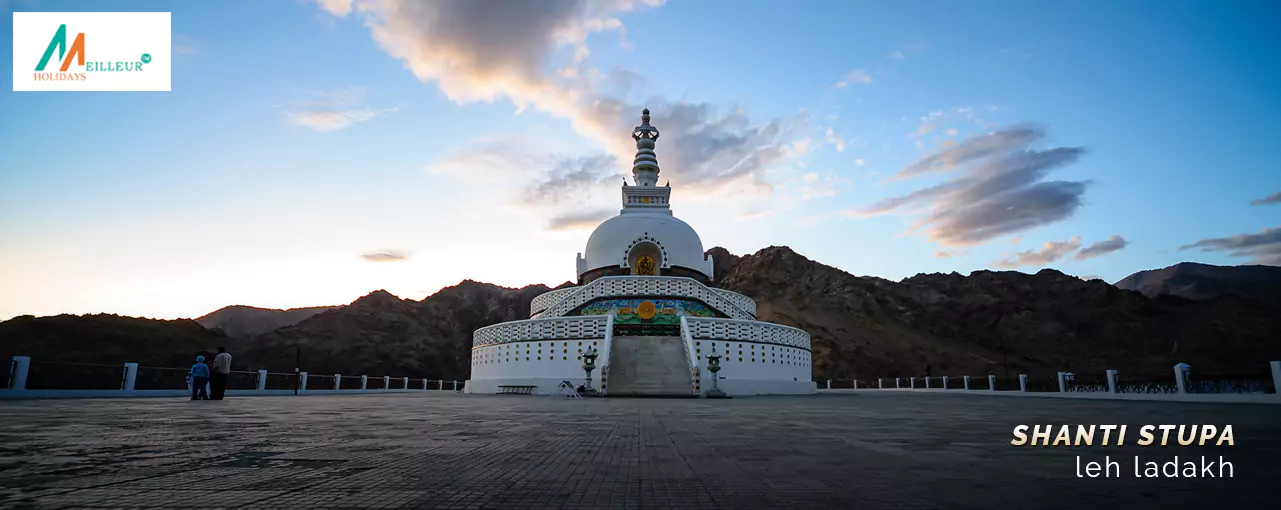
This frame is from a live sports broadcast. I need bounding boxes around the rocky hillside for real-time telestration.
[195,305,336,337]
[711,247,1280,380]
[3,248,1277,385]
[1115,262,1281,303]
[0,313,236,369]
[236,281,552,380]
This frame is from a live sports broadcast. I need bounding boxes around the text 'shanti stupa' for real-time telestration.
[466,109,815,396]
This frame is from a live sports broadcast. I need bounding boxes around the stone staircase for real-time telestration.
[606,336,694,397]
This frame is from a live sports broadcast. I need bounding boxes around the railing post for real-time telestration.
[895,377,900,389]
[299,372,308,394]
[9,356,30,391]
[256,369,268,391]
[402,377,409,390]
[122,362,138,392]
[963,375,970,390]
[360,375,368,392]
[382,376,390,391]
[452,380,458,391]
[1106,370,1118,394]
[924,376,930,389]
[826,380,831,390]
[1018,374,1027,392]
[878,378,883,389]
[1271,361,1281,397]
[853,379,858,390]
[334,374,341,391]
[1056,372,1066,392]
[910,377,915,389]
[422,378,428,390]
[942,375,949,389]
[1173,364,1187,394]
[988,374,996,391]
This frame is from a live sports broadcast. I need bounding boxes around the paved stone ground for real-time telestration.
[0,392,1277,509]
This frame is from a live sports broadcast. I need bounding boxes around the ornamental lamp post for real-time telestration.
[705,346,728,398]
[581,347,599,395]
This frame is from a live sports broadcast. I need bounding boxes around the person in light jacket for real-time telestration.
[189,356,210,401]
[210,347,232,400]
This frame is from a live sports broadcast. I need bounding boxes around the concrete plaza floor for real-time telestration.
[0,392,1277,509]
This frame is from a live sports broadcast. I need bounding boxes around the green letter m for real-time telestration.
[35,24,69,72]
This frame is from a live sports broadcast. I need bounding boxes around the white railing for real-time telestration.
[685,317,811,351]
[0,355,459,399]
[472,315,611,348]
[529,286,579,316]
[534,276,756,321]
[599,313,614,396]
[711,288,757,317]
[679,316,699,395]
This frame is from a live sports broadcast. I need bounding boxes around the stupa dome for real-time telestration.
[580,212,710,279]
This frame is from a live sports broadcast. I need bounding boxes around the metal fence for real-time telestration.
[3,356,459,395]
[26,361,126,390]
[1189,372,1273,394]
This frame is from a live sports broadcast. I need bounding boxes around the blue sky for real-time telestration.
[2,0,1279,320]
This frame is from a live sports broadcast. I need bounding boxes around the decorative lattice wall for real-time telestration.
[710,289,756,316]
[536,276,756,321]
[686,317,811,351]
[473,316,610,348]
[529,287,579,316]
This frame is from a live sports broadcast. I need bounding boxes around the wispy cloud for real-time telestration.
[314,0,805,198]
[851,124,1090,246]
[288,108,390,132]
[886,41,926,59]
[1249,191,1281,206]
[992,236,1081,269]
[935,250,967,258]
[425,135,622,228]
[173,34,199,56]
[361,249,410,262]
[1179,227,1281,265]
[285,86,398,132]
[835,69,872,87]
[547,209,614,231]
[796,172,848,200]
[1075,235,1128,261]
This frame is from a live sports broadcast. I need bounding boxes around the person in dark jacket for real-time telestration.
[189,355,210,401]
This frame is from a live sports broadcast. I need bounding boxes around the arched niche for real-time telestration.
[626,241,663,276]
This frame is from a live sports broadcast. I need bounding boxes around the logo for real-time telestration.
[14,12,171,92]
[34,24,85,74]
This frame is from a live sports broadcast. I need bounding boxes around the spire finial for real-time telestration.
[630,108,661,186]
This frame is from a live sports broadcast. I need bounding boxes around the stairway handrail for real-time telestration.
[679,315,699,395]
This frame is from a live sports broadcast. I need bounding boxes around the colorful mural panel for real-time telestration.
[575,298,720,325]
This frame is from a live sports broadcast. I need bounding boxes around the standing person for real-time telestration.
[210,347,232,400]
[190,355,210,401]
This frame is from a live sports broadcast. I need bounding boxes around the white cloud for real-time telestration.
[318,0,805,201]
[850,124,1090,247]
[835,69,872,87]
[887,41,926,59]
[284,86,398,132]
[1075,235,1128,261]
[992,236,1081,268]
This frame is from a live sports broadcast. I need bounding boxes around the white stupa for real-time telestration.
[466,109,815,396]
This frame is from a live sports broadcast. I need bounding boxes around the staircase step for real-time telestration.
[606,336,693,396]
